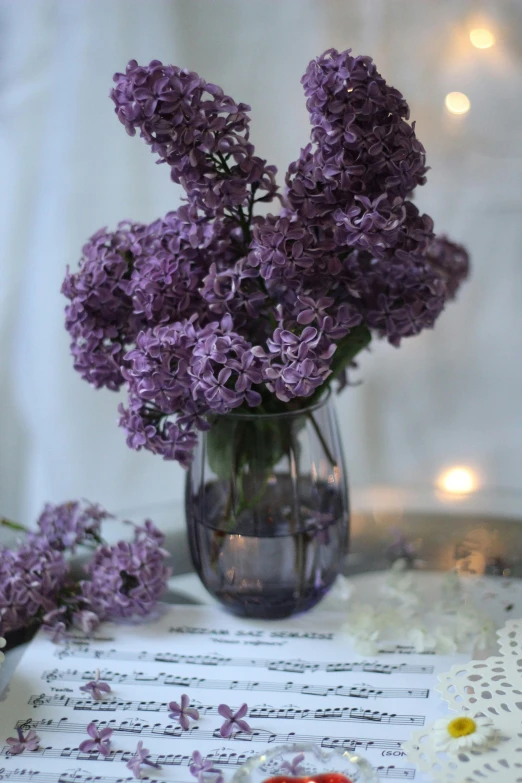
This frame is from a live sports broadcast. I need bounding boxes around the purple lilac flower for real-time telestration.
[168,693,200,730]
[41,608,68,644]
[62,223,148,391]
[200,258,266,324]
[359,256,447,346]
[111,59,278,211]
[262,325,335,402]
[126,740,161,779]
[62,50,470,469]
[333,194,406,254]
[123,318,203,416]
[6,727,40,755]
[72,609,101,636]
[249,215,323,283]
[118,402,200,467]
[35,500,110,551]
[287,48,427,220]
[191,315,265,412]
[80,521,171,620]
[0,540,68,636]
[426,235,470,299]
[126,206,234,326]
[281,753,306,775]
[189,749,222,781]
[79,669,112,701]
[78,722,112,757]
[217,702,251,738]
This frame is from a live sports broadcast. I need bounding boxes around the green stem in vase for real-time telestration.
[306,410,337,467]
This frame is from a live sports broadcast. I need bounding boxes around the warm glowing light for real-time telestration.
[469,28,495,49]
[445,92,471,115]
[437,466,478,494]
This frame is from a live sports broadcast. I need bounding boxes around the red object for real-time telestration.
[263,775,353,783]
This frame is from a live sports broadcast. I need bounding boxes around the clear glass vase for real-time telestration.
[232,742,377,783]
[185,393,349,619]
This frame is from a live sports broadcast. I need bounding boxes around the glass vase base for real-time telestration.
[209,581,337,620]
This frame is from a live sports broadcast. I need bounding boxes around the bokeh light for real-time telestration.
[445,92,471,115]
[470,28,496,49]
[437,466,479,494]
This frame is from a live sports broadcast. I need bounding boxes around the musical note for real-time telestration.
[40,671,429,699]
[53,647,433,676]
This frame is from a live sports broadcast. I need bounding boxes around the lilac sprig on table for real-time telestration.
[0,501,170,639]
[62,47,470,469]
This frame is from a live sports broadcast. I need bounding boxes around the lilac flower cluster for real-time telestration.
[63,49,470,466]
[81,521,171,619]
[0,502,169,638]
[0,538,67,636]
[111,59,278,211]
[35,500,110,551]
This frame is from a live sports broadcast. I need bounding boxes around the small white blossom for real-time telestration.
[433,714,496,752]
[329,574,352,603]
[407,627,437,653]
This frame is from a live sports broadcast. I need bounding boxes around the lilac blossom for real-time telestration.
[6,727,40,755]
[79,669,112,701]
[42,616,68,644]
[80,521,171,620]
[126,740,161,779]
[287,47,427,216]
[62,48,470,468]
[217,702,252,738]
[0,540,68,636]
[62,223,148,391]
[35,500,110,551]
[262,326,335,402]
[126,207,237,326]
[168,693,200,730]
[426,235,470,298]
[110,59,278,211]
[72,609,101,636]
[79,722,112,757]
[189,749,223,782]
[281,753,306,775]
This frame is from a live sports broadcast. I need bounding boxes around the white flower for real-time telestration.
[342,604,385,655]
[329,574,352,603]
[408,626,437,653]
[433,714,497,752]
[381,560,419,609]
[433,628,459,655]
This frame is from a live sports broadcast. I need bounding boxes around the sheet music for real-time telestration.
[0,605,466,782]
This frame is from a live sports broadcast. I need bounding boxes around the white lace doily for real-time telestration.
[404,619,522,782]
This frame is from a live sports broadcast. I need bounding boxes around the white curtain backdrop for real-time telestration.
[1,0,521,527]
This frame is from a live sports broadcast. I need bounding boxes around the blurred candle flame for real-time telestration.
[445,92,471,115]
[469,28,495,49]
[437,466,479,494]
